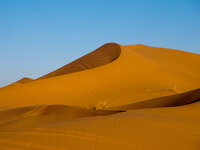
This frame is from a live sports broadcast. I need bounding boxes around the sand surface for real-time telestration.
[0,43,200,150]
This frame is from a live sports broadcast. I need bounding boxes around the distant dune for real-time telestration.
[15,77,34,84]
[1,77,34,89]
[0,43,200,150]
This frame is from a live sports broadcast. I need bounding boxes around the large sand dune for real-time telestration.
[0,43,200,150]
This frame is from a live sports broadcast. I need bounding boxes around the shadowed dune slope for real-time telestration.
[38,43,121,79]
[14,77,34,84]
[1,77,34,89]
[111,88,200,110]
[0,43,200,110]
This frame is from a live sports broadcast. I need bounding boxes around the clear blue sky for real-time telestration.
[0,0,200,87]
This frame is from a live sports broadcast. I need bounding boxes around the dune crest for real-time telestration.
[2,77,34,89]
[14,77,34,84]
[39,43,121,79]
[111,88,200,110]
[0,105,123,130]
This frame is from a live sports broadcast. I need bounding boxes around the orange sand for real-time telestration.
[0,43,200,150]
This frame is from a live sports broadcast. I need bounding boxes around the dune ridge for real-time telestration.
[15,77,34,84]
[38,43,121,80]
[2,77,34,89]
[0,105,124,130]
[111,88,200,110]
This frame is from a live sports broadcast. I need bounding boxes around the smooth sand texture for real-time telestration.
[0,43,200,150]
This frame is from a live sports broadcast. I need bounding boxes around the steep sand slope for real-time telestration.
[0,43,200,110]
[38,43,121,79]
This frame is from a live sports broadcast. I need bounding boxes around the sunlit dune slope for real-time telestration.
[0,43,200,110]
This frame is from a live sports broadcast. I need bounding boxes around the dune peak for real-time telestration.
[38,42,121,79]
[16,77,34,84]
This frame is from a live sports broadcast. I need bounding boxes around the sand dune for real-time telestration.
[2,77,34,89]
[14,77,34,84]
[0,43,200,110]
[0,43,200,150]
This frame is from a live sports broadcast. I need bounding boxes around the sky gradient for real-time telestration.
[0,0,200,87]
